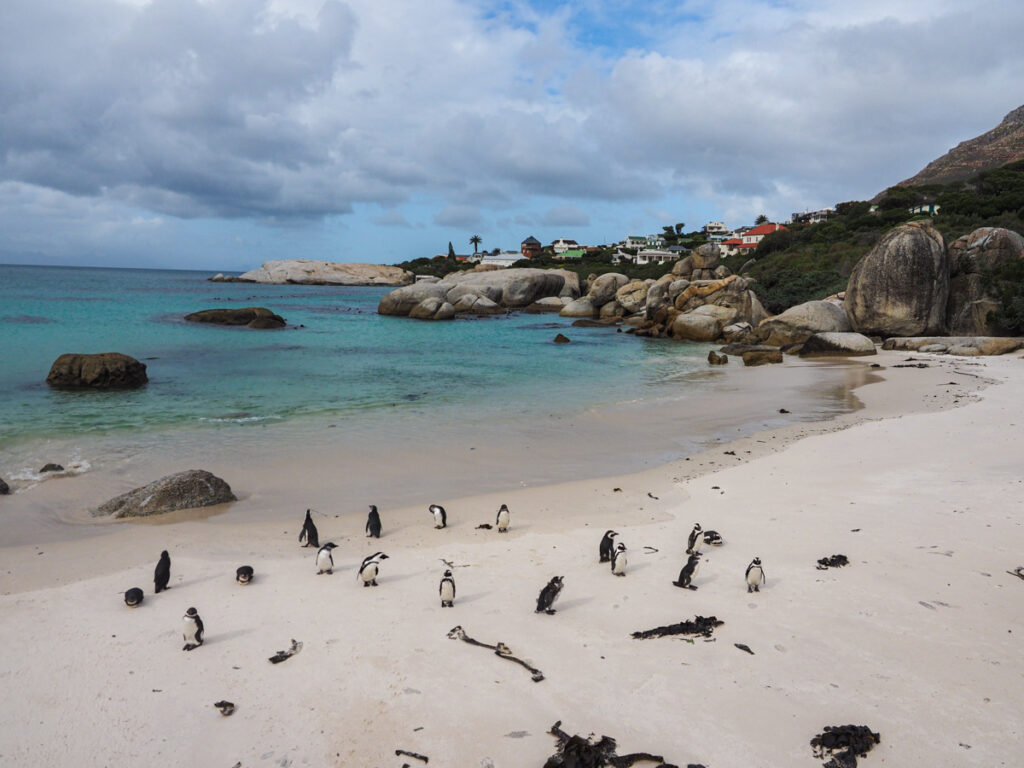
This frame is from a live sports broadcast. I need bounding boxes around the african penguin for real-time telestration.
[703,529,723,547]
[496,504,510,533]
[611,542,627,576]
[535,576,564,614]
[358,552,389,586]
[366,505,382,538]
[598,530,618,563]
[673,553,701,590]
[154,550,171,594]
[182,607,204,651]
[745,557,765,593]
[315,542,337,574]
[429,504,447,529]
[299,509,319,548]
[124,587,144,607]
[686,523,703,555]
[235,565,254,585]
[439,569,456,607]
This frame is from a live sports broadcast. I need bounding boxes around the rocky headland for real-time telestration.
[210,260,413,286]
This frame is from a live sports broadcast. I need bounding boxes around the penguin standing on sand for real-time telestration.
[235,565,254,585]
[154,551,171,593]
[599,531,618,563]
[496,504,510,533]
[611,543,628,576]
[429,504,447,529]
[124,588,144,607]
[439,569,456,607]
[366,505,382,538]
[299,509,319,548]
[182,607,204,651]
[315,542,338,574]
[358,552,389,586]
[745,557,765,593]
[535,576,564,614]
[686,523,704,555]
[673,553,701,590]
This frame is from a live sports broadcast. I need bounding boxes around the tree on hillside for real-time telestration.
[470,235,482,254]
[448,241,456,260]
[755,214,769,225]
[675,222,686,234]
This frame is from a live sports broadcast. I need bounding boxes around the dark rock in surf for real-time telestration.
[184,307,286,329]
[46,353,148,390]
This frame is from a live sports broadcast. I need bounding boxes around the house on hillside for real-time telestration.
[551,238,579,254]
[790,208,835,225]
[909,203,941,216]
[634,249,676,266]
[520,236,542,259]
[722,223,787,258]
[623,235,647,250]
[554,248,585,261]
[480,251,524,268]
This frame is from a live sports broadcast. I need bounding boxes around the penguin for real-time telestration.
[358,552,389,586]
[366,505,382,538]
[429,504,447,529]
[703,529,723,547]
[235,565,254,585]
[439,569,456,607]
[535,576,564,614]
[315,542,338,574]
[686,523,703,555]
[124,587,144,607]
[610,542,628,576]
[154,550,171,594]
[182,607,204,651]
[673,553,701,590]
[598,530,618,562]
[496,504,510,533]
[299,509,319,548]
[745,557,765,593]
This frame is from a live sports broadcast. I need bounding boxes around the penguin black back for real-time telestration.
[154,551,171,593]
[366,505,382,538]
[673,553,701,590]
[299,509,319,548]
[124,587,144,607]
[599,530,618,562]
[535,575,564,614]
[429,504,447,529]
[686,523,703,554]
[236,565,254,584]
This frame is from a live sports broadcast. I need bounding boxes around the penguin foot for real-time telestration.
[362,582,370,587]
[688,585,698,591]
[754,586,760,592]
[615,573,625,577]
[183,644,195,652]
[747,586,753,593]
[371,580,378,586]
[545,609,556,615]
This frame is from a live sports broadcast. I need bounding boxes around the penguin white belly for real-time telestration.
[747,567,763,586]
[497,511,509,531]
[182,618,199,644]
[361,563,378,583]
[316,551,333,572]
[612,554,627,575]
[440,581,455,603]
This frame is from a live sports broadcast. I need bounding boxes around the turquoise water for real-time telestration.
[0,264,712,454]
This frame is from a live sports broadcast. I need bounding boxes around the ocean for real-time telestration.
[0,264,864,495]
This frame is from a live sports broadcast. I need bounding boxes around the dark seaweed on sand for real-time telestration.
[816,554,849,570]
[631,616,722,640]
[810,725,880,768]
[542,720,689,768]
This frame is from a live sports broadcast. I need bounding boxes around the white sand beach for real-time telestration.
[1,350,1022,767]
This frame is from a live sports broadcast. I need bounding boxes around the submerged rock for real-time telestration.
[40,463,64,473]
[46,353,148,390]
[93,469,236,518]
[184,307,286,329]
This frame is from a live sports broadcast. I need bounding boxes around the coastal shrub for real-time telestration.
[981,257,1024,332]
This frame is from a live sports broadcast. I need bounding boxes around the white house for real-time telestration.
[478,251,525,268]
[551,238,579,254]
[623,235,647,250]
[634,249,676,266]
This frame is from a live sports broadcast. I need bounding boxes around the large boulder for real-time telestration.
[184,307,286,329]
[46,353,148,390]
[93,469,236,518]
[599,300,625,320]
[757,300,851,346]
[844,221,949,336]
[377,282,448,316]
[560,297,598,318]
[587,273,630,307]
[799,332,877,357]
[672,255,694,278]
[742,349,783,366]
[233,260,413,286]
[378,268,575,316]
[691,242,721,270]
[452,294,502,314]
[672,312,722,341]
[946,227,1024,335]
[881,336,1024,356]
[408,298,456,320]
[615,281,649,314]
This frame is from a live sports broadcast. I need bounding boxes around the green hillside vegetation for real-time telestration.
[728,160,1024,314]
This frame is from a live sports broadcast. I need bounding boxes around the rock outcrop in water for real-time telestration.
[46,353,148,390]
[184,307,286,329]
[212,260,413,286]
[378,268,580,320]
[93,469,236,518]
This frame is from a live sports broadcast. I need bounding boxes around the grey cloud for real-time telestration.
[541,205,590,227]
[372,210,413,227]
[434,205,483,228]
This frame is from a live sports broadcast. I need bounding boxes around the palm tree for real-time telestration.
[469,235,482,254]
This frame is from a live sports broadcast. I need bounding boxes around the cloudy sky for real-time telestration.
[2,0,1023,270]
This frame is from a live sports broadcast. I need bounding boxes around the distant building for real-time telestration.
[554,248,585,261]
[790,208,835,225]
[551,238,579,254]
[634,249,676,266]
[623,235,647,250]
[730,223,786,254]
[704,221,730,234]
[909,203,941,216]
[480,251,525,268]
[520,236,542,259]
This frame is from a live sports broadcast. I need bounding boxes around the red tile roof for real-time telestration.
[745,223,786,237]
[723,237,743,245]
